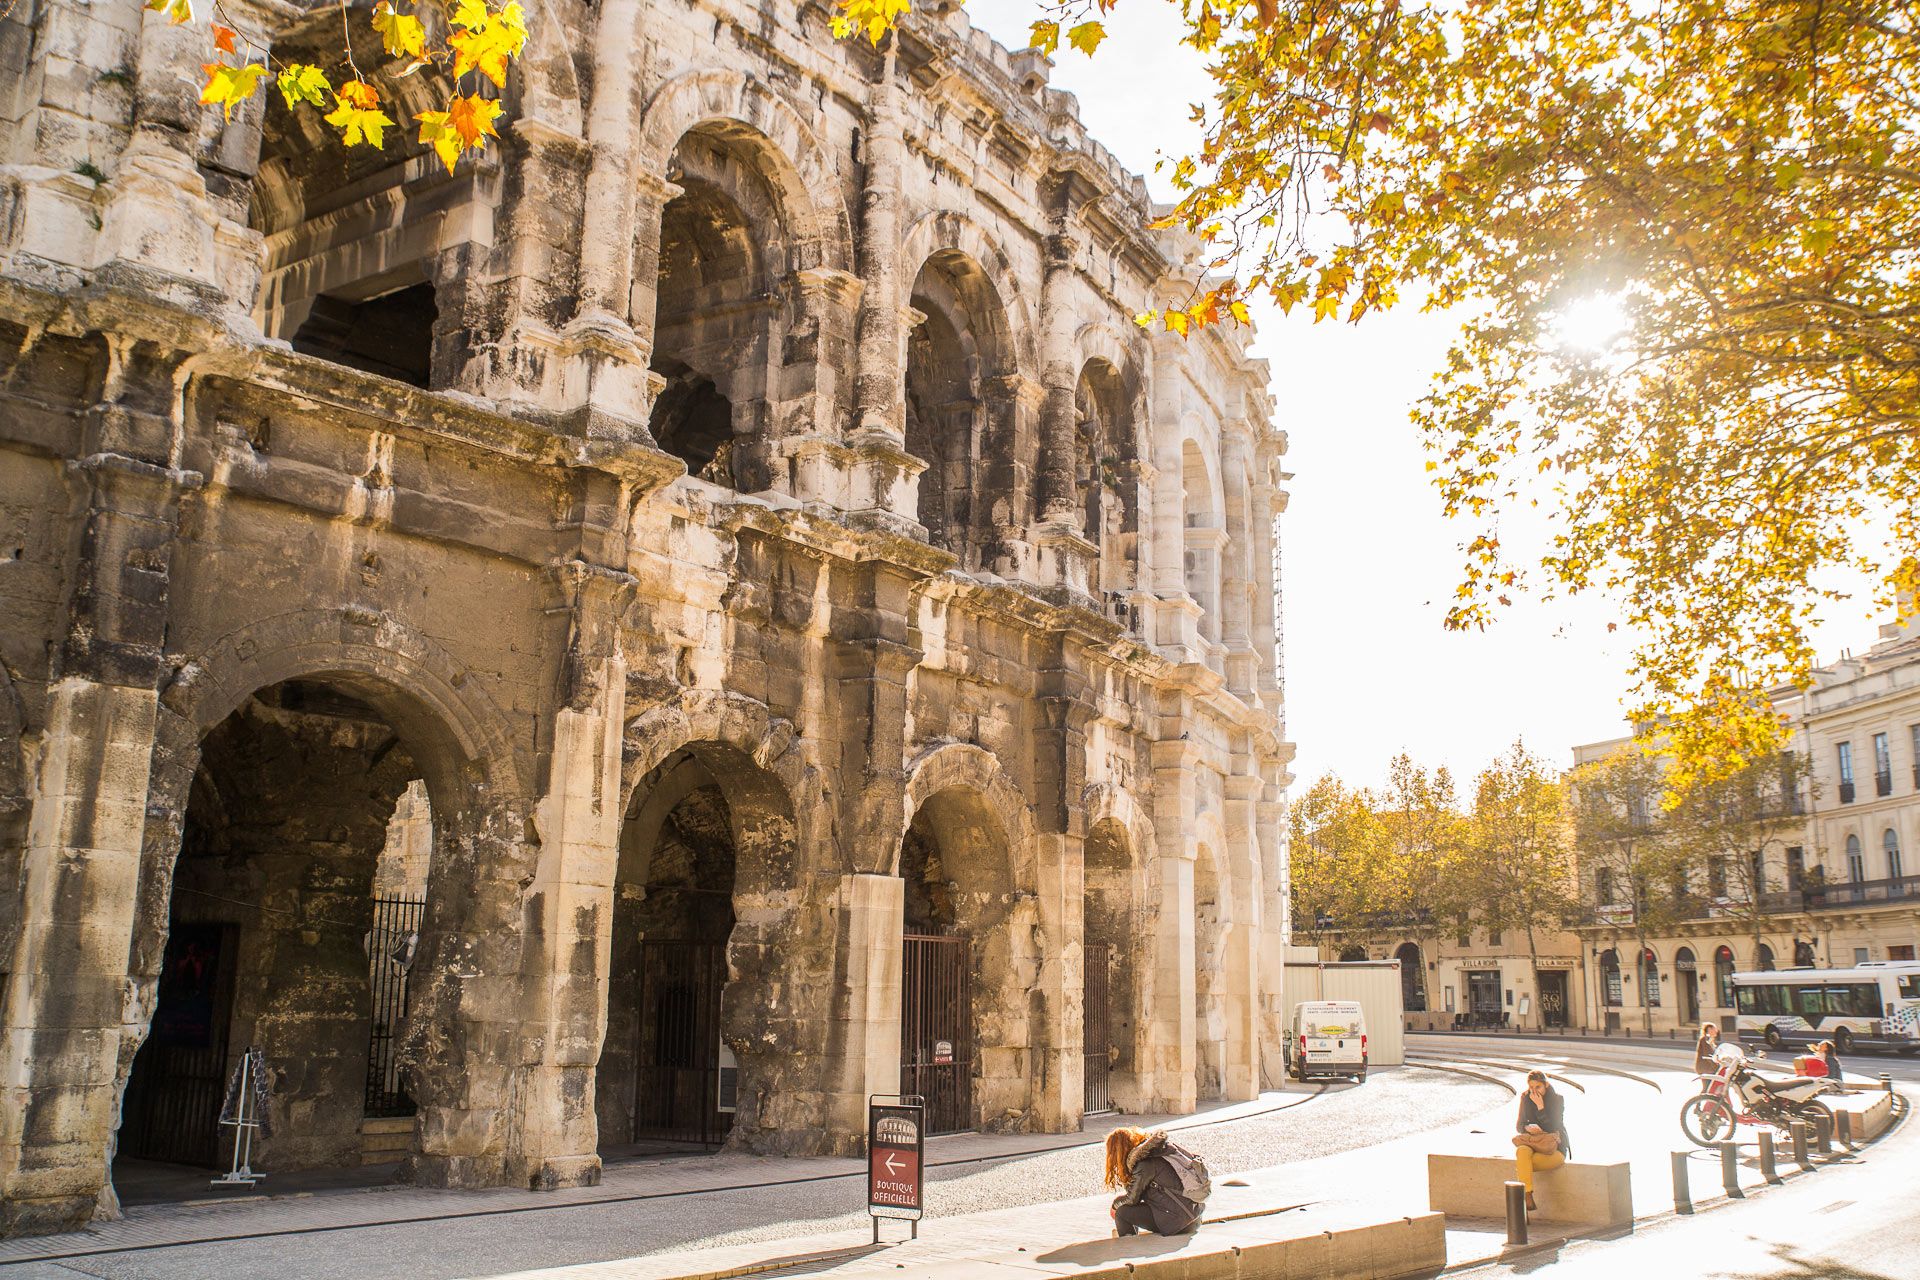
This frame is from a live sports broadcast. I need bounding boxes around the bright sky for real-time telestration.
[958,0,1880,793]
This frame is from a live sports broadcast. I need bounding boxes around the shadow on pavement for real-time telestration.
[1037,1233,1191,1265]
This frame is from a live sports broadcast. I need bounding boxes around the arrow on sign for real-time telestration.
[884,1152,905,1176]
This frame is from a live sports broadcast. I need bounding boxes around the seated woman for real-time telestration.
[1104,1127,1206,1237]
[1513,1069,1571,1211]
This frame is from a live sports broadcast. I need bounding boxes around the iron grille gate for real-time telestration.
[1083,943,1113,1116]
[632,939,730,1145]
[365,895,425,1116]
[901,933,972,1136]
[120,922,238,1168]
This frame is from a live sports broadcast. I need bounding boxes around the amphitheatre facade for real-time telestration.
[0,0,1293,1235]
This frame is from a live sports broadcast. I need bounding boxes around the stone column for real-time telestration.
[1032,645,1092,1132]
[848,53,925,524]
[1222,774,1262,1101]
[0,442,196,1235]
[1146,736,1200,1113]
[1255,784,1290,1088]
[766,266,865,503]
[829,873,905,1147]
[1036,229,1081,525]
[507,561,633,1189]
[1250,450,1285,708]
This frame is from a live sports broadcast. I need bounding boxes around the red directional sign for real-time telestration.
[867,1097,924,1221]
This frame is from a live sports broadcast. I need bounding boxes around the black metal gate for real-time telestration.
[1083,943,1113,1117]
[632,940,731,1145]
[365,895,425,1116]
[119,922,238,1168]
[901,933,972,1136]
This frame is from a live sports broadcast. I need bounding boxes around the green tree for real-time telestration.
[1468,742,1576,1029]
[1286,773,1386,952]
[839,0,1920,785]
[1375,753,1468,1000]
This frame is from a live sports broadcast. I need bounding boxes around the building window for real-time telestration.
[1458,930,1471,948]
[1855,947,1871,965]
[1875,732,1893,796]
[1708,857,1727,898]
[1715,945,1737,1007]
[1595,867,1614,904]
[1601,949,1622,1006]
[1890,944,1916,962]
[1641,949,1661,1006]
[1489,928,1502,947]
[1911,724,1920,789]
[1758,942,1777,971]
[1838,741,1855,803]
[1887,828,1904,880]
[1787,846,1805,890]
[1847,833,1865,883]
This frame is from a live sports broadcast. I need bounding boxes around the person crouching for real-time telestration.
[1104,1127,1209,1237]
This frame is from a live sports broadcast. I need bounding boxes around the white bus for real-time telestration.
[1732,961,1920,1054]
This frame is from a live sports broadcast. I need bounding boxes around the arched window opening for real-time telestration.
[1640,947,1661,1006]
[641,125,789,492]
[905,251,1015,566]
[1846,833,1865,883]
[1599,948,1622,1006]
[1674,946,1699,1023]
[1181,439,1220,640]
[249,34,464,390]
[1885,828,1904,880]
[1757,941,1777,972]
[1073,361,1139,596]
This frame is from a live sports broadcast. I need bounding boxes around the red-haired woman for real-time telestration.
[1104,1127,1208,1237]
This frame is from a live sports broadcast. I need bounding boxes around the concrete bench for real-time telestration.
[1841,1090,1895,1140]
[1428,1153,1632,1227]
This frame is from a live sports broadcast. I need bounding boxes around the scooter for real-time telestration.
[1680,1042,1840,1147]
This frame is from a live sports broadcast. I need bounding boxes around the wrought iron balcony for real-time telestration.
[1839,780,1856,803]
[1804,874,1920,910]
[1877,770,1894,797]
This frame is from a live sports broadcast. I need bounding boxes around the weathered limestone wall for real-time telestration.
[0,0,1293,1239]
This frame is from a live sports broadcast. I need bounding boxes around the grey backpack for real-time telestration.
[1160,1140,1212,1202]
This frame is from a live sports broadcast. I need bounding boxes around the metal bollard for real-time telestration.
[1671,1151,1693,1213]
[1836,1108,1854,1149]
[1814,1114,1832,1155]
[1720,1143,1743,1198]
[1791,1119,1812,1168]
[1758,1130,1779,1184]
[1504,1181,1529,1246]
[1882,1072,1894,1095]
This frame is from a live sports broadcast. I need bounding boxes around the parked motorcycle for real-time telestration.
[1680,1042,1839,1147]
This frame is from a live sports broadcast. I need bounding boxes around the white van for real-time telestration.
[1288,1000,1368,1083]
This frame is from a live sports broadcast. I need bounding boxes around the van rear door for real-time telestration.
[1304,1005,1363,1065]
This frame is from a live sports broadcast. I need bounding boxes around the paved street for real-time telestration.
[0,1067,1502,1280]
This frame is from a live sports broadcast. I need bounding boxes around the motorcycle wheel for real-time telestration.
[1681,1094,1738,1147]
[1797,1099,1835,1147]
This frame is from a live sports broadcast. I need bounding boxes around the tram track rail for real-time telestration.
[1406,1047,1663,1094]
[0,1086,1344,1264]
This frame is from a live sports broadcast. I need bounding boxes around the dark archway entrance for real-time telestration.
[1081,819,1137,1118]
[600,751,746,1150]
[117,680,437,1183]
[1395,942,1426,1012]
[1675,947,1700,1024]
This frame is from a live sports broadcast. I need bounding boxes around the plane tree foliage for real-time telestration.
[838,0,1920,786]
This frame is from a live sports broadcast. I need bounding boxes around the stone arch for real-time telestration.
[899,210,1039,375]
[896,742,1042,1132]
[1395,941,1426,1012]
[119,614,531,1194]
[635,70,852,274]
[621,690,808,823]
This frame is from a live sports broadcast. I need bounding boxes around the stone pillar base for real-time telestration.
[516,1153,603,1191]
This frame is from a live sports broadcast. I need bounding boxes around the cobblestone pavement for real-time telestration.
[0,1066,1504,1280]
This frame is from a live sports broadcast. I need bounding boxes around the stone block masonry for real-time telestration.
[0,0,1292,1237]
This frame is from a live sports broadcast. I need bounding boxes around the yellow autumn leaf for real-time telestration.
[415,93,503,173]
[324,81,395,148]
[372,1,427,59]
[276,63,330,109]
[1067,21,1106,56]
[144,0,192,24]
[199,61,268,120]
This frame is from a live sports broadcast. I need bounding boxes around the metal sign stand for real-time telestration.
[211,1047,266,1188]
[867,1094,925,1244]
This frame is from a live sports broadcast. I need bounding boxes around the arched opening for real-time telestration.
[1599,948,1622,1006]
[1394,942,1426,1011]
[598,743,796,1153]
[1181,439,1221,641]
[250,27,463,389]
[1675,946,1699,1024]
[117,679,448,1195]
[1757,941,1777,972]
[906,251,1015,565]
[1846,833,1865,883]
[642,124,790,490]
[1194,847,1230,1100]
[1886,828,1904,880]
[898,786,1030,1135]
[1640,947,1662,1007]
[1338,944,1368,963]
[1082,819,1138,1117]
[1074,361,1140,596]
[1715,944,1737,1009]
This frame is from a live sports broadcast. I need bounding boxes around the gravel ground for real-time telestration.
[4,1066,1505,1280]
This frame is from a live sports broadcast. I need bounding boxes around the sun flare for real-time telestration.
[1553,293,1631,355]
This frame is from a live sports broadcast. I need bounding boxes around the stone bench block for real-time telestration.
[1427,1153,1631,1227]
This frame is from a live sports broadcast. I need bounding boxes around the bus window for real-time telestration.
[1793,986,1826,1017]
[1736,986,1758,1014]
[1900,975,1920,1001]
[1834,984,1876,1017]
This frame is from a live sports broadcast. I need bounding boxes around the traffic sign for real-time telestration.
[867,1094,924,1236]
